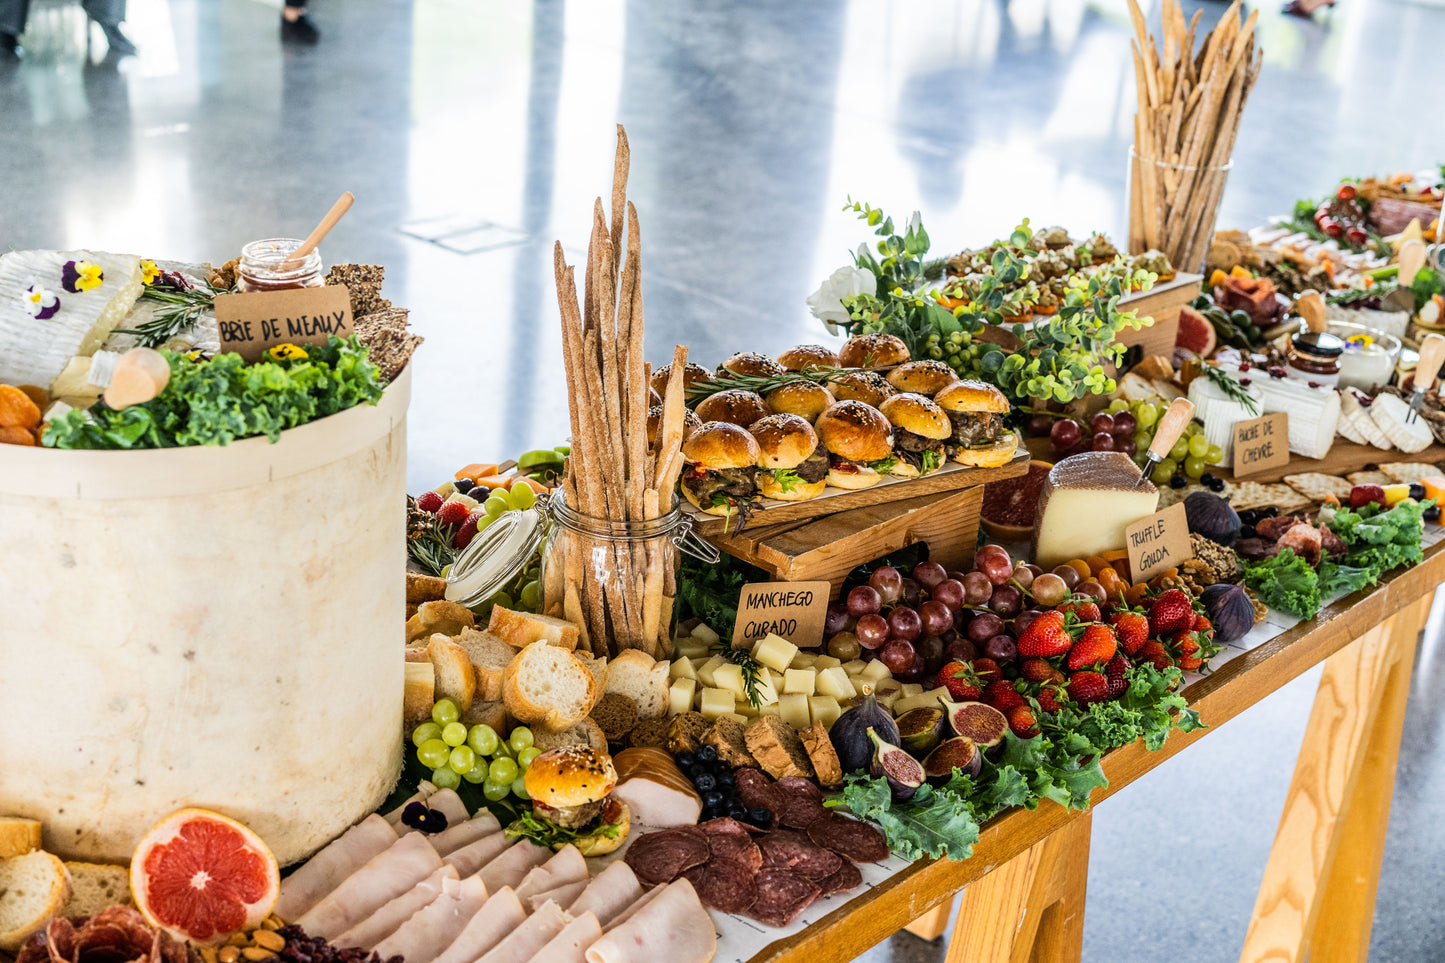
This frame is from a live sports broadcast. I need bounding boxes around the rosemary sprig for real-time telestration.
[1199,360,1260,416]
[406,507,456,576]
[115,282,228,348]
[715,642,765,708]
[685,366,851,406]
[1327,285,1391,306]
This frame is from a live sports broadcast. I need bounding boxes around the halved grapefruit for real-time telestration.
[131,809,279,944]
[980,459,1052,542]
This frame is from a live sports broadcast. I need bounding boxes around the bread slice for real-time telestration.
[487,606,580,652]
[744,715,814,780]
[454,628,516,702]
[501,642,598,733]
[404,600,476,644]
[603,650,669,720]
[0,851,71,952]
[406,572,448,604]
[703,717,757,770]
[589,693,639,744]
[403,662,435,728]
[532,717,607,753]
[665,712,710,756]
[61,862,130,918]
[0,818,41,859]
[461,697,509,732]
[427,634,476,709]
[626,717,671,750]
[800,721,843,788]
[575,654,609,709]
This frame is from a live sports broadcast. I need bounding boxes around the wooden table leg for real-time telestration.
[903,902,953,941]
[944,811,1092,963]
[1240,594,1430,963]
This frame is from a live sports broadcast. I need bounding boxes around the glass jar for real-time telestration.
[1287,331,1344,386]
[237,238,324,293]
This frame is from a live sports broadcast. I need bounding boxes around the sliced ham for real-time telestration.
[429,888,526,963]
[528,878,588,914]
[568,861,643,927]
[530,911,602,963]
[602,879,666,932]
[373,874,489,963]
[384,781,438,828]
[586,879,716,963]
[398,788,470,834]
[333,864,458,950]
[275,814,398,922]
[475,899,569,963]
[294,833,442,939]
[443,832,511,877]
[476,839,552,893]
[513,845,588,904]
[612,774,702,829]
[431,811,502,856]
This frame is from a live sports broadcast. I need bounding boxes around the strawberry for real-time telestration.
[1016,611,1072,658]
[1136,639,1173,672]
[982,678,1026,713]
[415,490,444,513]
[452,511,486,550]
[936,660,982,701]
[1067,670,1110,705]
[1036,684,1066,715]
[1066,624,1118,671]
[1061,599,1101,622]
[1020,658,1065,684]
[1105,653,1131,697]
[1148,589,1194,635]
[1111,611,1149,656]
[971,658,1002,684]
[437,500,470,528]
[1007,704,1040,738]
[1171,632,1204,671]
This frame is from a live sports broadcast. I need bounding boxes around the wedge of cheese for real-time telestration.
[0,250,143,390]
[1032,452,1159,569]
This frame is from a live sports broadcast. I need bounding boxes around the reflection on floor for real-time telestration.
[4,1,1445,959]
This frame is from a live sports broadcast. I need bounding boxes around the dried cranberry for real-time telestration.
[1268,366,1286,378]
[1308,381,1321,389]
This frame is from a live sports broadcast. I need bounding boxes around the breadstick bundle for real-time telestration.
[546,125,690,658]
[1127,0,1262,272]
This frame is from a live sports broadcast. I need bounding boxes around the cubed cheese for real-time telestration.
[674,638,711,660]
[699,686,735,719]
[670,657,698,681]
[778,693,811,731]
[752,634,799,672]
[721,711,750,725]
[733,701,760,720]
[690,623,721,645]
[815,666,857,699]
[1032,451,1160,568]
[790,651,817,669]
[840,659,868,677]
[808,695,842,729]
[900,683,923,698]
[754,672,780,707]
[669,678,697,716]
[860,660,892,684]
[812,655,842,671]
[783,668,816,696]
[713,663,747,701]
[872,680,903,711]
[893,690,948,715]
[696,654,727,688]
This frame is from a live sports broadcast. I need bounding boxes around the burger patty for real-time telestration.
[794,443,830,483]
[683,465,758,503]
[894,428,943,453]
[947,411,1003,447]
[534,798,606,829]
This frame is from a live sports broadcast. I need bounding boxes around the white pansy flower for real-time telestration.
[807,265,876,335]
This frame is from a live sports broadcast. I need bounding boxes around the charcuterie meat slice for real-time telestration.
[774,776,823,802]
[816,859,862,896]
[704,829,762,873]
[624,829,711,886]
[777,795,828,830]
[758,830,841,880]
[682,858,759,915]
[807,812,889,863]
[749,867,821,928]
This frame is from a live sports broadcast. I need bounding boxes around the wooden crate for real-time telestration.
[1115,272,1202,360]
[707,485,986,598]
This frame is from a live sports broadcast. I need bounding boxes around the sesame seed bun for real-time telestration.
[886,360,961,396]
[765,381,835,422]
[951,431,1019,467]
[523,745,617,808]
[757,474,826,501]
[749,414,818,469]
[829,370,898,408]
[646,405,703,449]
[776,344,840,372]
[681,421,761,470]
[934,379,1011,414]
[649,362,714,398]
[879,393,952,440]
[838,333,910,369]
[695,389,771,428]
[815,400,893,462]
[719,352,785,378]
[825,464,883,490]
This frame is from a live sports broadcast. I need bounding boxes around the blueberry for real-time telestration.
[728,799,748,820]
[1201,472,1215,484]
[1239,525,1256,540]
[1425,505,1441,523]
[694,772,717,792]
[453,478,474,495]
[716,772,734,791]
[1410,483,1427,501]
[1209,478,1226,492]
[748,806,772,826]
[697,746,718,763]
[703,790,725,809]
[677,751,696,768]
[1170,474,1187,489]
[1262,507,1278,518]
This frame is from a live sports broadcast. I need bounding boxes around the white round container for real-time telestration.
[0,368,411,864]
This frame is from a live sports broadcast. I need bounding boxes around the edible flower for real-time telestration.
[807,264,876,335]
[24,284,60,320]
[400,801,448,834]
[140,259,161,285]
[61,259,104,293]
[1344,333,1374,350]
[267,343,309,361]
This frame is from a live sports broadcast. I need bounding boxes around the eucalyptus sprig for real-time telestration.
[715,643,765,709]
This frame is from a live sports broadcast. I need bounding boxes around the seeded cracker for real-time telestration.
[1380,462,1443,485]
[1346,470,1393,487]
[354,307,422,383]
[1283,472,1353,503]
[1229,481,1309,513]
[325,264,391,318]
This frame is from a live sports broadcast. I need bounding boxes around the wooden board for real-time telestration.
[1211,440,1445,485]
[683,449,1029,536]
[1115,272,1202,359]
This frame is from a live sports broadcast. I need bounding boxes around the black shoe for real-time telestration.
[280,13,320,45]
[97,21,136,55]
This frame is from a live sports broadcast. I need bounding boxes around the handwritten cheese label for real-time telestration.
[732,580,830,648]
[1233,412,1290,478]
[1125,502,1192,584]
[213,284,353,362]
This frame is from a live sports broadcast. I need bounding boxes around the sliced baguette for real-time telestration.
[454,628,517,702]
[403,662,436,728]
[487,606,580,652]
[0,818,41,859]
[502,642,599,733]
[427,634,476,709]
[575,654,609,710]
[460,697,509,732]
[0,851,71,952]
[603,650,669,719]
[61,862,131,918]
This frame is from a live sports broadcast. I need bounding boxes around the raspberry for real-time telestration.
[416,491,443,513]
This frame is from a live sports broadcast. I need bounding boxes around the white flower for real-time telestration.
[908,211,922,236]
[807,265,876,335]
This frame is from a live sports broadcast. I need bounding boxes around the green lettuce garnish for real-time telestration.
[920,449,943,474]
[1241,548,1324,619]
[504,808,622,849]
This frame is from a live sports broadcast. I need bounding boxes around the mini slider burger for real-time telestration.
[878,393,951,476]
[829,369,897,408]
[646,404,702,451]
[886,359,960,396]
[513,745,630,855]
[680,421,761,516]
[649,361,714,398]
[776,344,840,372]
[934,379,1017,467]
[814,400,894,490]
[750,413,827,501]
[765,380,835,423]
[838,332,909,369]
[719,351,786,378]
[694,388,771,428]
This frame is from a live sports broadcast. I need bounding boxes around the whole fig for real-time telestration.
[1201,582,1254,643]
[830,686,900,775]
[1184,491,1241,546]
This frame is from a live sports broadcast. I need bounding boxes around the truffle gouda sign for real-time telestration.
[1125,502,1192,583]
[1233,412,1290,478]
[214,284,353,362]
[733,580,830,648]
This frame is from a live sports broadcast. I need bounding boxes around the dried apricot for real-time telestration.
[0,425,37,446]
[16,385,47,409]
[1065,559,1092,581]
[0,384,41,430]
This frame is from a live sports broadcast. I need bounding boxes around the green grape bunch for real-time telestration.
[412,699,539,802]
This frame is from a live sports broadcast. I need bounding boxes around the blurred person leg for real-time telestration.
[81,0,136,55]
[281,0,319,45]
[0,0,27,58]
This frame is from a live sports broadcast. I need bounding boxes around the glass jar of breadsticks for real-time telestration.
[539,489,717,658]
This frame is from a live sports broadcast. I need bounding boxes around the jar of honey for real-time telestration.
[237,238,324,293]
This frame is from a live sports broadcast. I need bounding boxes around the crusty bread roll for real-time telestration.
[454,628,517,702]
[838,333,909,368]
[502,643,599,733]
[486,607,580,652]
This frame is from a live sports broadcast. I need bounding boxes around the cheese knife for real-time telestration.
[1407,333,1445,425]
[1136,397,1196,488]
[1384,239,1427,314]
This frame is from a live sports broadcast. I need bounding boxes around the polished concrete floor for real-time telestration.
[4,0,1445,959]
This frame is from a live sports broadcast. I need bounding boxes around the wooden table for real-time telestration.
[747,538,1444,963]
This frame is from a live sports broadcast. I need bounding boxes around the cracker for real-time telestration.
[1346,470,1393,487]
[1380,462,1442,484]
[1156,483,1202,509]
[354,307,422,383]
[1228,481,1308,513]
[1283,472,1352,503]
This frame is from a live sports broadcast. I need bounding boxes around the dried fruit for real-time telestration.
[0,425,37,446]
[0,384,41,430]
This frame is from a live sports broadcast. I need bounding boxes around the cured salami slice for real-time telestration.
[698,816,753,839]
[777,795,827,830]
[623,829,711,886]
[758,830,841,880]
[706,829,762,873]
[774,776,823,802]
[683,858,759,915]
[816,859,862,896]
[749,867,821,928]
[807,812,889,863]
[734,768,781,816]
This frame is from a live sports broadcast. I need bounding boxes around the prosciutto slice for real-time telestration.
[332,865,457,950]
[585,879,716,963]
[513,846,588,904]
[442,832,511,877]
[429,888,526,963]
[530,911,602,963]
[475,839,552,893]
[474,900,569,963]
[373,874,489,963]
[294,833,442,939]
[275,814,398,922]
[430,811,501,856]
[568,861,643,928]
